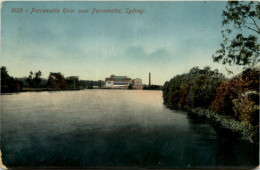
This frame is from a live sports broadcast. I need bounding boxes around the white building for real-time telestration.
[105,75,132,87]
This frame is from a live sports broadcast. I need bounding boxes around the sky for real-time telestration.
[1,1,250,85]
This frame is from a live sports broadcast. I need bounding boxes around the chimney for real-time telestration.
[149,73,151,87]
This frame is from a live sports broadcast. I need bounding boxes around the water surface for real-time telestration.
[1,90,258,168]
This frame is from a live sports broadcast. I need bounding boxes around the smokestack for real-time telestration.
[149,72,151,87]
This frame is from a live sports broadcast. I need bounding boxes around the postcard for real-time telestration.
[1,1,259,169]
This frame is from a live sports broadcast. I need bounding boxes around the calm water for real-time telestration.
[1,90,258,168]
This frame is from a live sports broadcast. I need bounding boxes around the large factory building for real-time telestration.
[105,74,146,89]
[105,75,132,87]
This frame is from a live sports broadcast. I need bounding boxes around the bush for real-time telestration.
[232,92,259,126]
[211,67,260,123]
[188,108,258,142]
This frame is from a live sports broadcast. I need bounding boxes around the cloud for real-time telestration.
[124,46,172,65]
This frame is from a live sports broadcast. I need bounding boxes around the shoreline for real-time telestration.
[1,88,162,94]
[166,105,259,143]
[1,88,81,94]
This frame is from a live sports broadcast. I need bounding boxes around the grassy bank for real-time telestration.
[165,104,259,143]
[187,108,258,143]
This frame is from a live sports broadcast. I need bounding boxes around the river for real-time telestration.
[1,90,258,168]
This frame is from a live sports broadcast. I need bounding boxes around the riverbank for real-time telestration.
[167,106,258,143]
[22,88,78,92]
[162,67,259,144]
[1,88,81,94]
[1,87,163,94]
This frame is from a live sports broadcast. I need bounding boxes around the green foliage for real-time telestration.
[211,67,260,125]
[1,66,9,81]
[233,93,259,126]
[47,72,67,89]
[34,71,42,87]
[88,81,93,89]
[66,76,79,89]
[128,84,133,89]
[143,85,161,90]
[213,1,260,67]
[1,66,23,93]
[26,71,42,88]
[188,108,258,142]
[162,66,224,109]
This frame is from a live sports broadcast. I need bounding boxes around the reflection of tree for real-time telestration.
[47,72,67,89]
[187,117,258,167]
[213,125,259,167]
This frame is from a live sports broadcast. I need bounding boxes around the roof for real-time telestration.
[106,75,131,80]
[113,76,130,80]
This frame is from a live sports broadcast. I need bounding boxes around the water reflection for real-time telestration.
[1,90,258,168]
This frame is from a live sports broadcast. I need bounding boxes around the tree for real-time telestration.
[1,66,23,92]
[88,81,93,89]
[66,76,79,89]
[1,66,10,90]
[162,67,225,109]
[1,66,9,82]
[211,67,259,125]
[47,72,67,89]
[26,71,34,87]
[34,71,42,87]
[128,84,133,89]
[213,1,260,67]
[26,71,42,88]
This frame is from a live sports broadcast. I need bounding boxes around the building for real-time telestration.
[105,75,131,87]
[132,78,142,85]
[132,78,145,89]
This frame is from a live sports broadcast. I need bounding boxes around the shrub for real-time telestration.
[211,67,259,124]
[233,92,259,126]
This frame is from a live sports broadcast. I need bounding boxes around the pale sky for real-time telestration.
[1,1,251,85]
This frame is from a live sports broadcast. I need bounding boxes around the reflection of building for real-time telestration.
[105,75,131,87]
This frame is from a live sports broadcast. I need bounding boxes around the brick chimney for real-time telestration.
[149,73,151,87]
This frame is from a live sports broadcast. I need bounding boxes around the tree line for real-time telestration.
[1,68,81,92]
[162,67,259,127]
[1,67,107,93]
